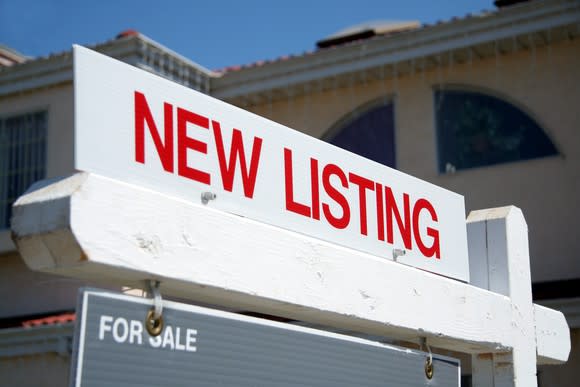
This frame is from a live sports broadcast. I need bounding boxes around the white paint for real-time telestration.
[145,326,196,353]
[96,312,196,351]
[99,315,143,345]
[98,315,113,340]
[174,327,185,351]
[538,297,580,330]
[162,327,174,350]
[534,304,571,365]
[148,335,162,348]
[75,290,90,387]
[466,207,564,387]
[11,173,570,368]
[129,319,143,345]
[186,329,197,352]
[112,318,129,343]
[73,45,469,281]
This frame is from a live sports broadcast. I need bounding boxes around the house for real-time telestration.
[1,0,579,385]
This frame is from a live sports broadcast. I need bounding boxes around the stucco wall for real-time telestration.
[245,38,580,283]
[0,252,91,318]
[0,83,103,318]
[0,83,75,254]
[0,83,75,179]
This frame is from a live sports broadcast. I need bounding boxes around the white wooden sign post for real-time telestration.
[10,46,570,386]
[73,45,469,282]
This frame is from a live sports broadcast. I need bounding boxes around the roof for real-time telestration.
[214,0,578,77]
[21,312,76,328]
[215,7,497,74]
[321,20,420,41]
[0,315,74,357]
[0,30,214,97]
[211,0,580,101]
[0,0,578,101]
[0,44,29,67]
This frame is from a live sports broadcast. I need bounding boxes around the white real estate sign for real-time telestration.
[72,288,460,386]
[74,45,469,281]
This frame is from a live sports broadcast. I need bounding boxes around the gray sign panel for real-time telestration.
[71,289,459,386]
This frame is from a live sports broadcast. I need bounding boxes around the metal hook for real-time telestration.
[420,337,434,380]
[145,280,164,336]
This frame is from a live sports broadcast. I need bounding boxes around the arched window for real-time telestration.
[324,100,396,168]
[435,90,558,173]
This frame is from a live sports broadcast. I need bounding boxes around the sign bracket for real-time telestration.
[145,280,164,336]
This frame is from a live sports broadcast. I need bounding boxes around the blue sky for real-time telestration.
[1,0,494,71]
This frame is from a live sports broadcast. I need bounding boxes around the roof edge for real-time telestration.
[212,0,579,100]
[0,32,215,97]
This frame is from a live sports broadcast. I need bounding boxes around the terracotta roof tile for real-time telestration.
[21,312,76,328]
[215,6,498,74]
[116,29,140,39]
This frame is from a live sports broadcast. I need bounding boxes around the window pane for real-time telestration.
[326,103,396,168]
[0,111,47,229]
[435,91,557,173]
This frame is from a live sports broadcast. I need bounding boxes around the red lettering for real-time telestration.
[310,158,320,220]
[385,187,412,250]
[212,121,263,198]
[375,183,385,241]
[177,108,210,184]
[134,91,174,172]
[284,148,310,217]
[134,92,442,263]
[348,173,374,236]
[413,199,441,258]
[322,164,350,229]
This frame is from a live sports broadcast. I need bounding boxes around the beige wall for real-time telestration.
[0,83,75,254]
[0,84,80,318]
[0,83,75,179]
[246,38,580,283]
[0,252,90,318]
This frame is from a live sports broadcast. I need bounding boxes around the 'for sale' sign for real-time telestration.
[73,46,469,281]
[71,288,460,386]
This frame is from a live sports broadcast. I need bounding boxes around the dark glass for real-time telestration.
[326,103,396,168]
[435,90,558,173]
[0,111,47,229]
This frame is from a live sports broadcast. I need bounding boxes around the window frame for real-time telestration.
[0,109,48,230]
[322,96,397,169]
[433,86,560,174]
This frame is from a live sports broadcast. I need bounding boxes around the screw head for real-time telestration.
[201,192,217,205]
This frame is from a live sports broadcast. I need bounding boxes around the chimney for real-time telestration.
[494,0,530,7]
